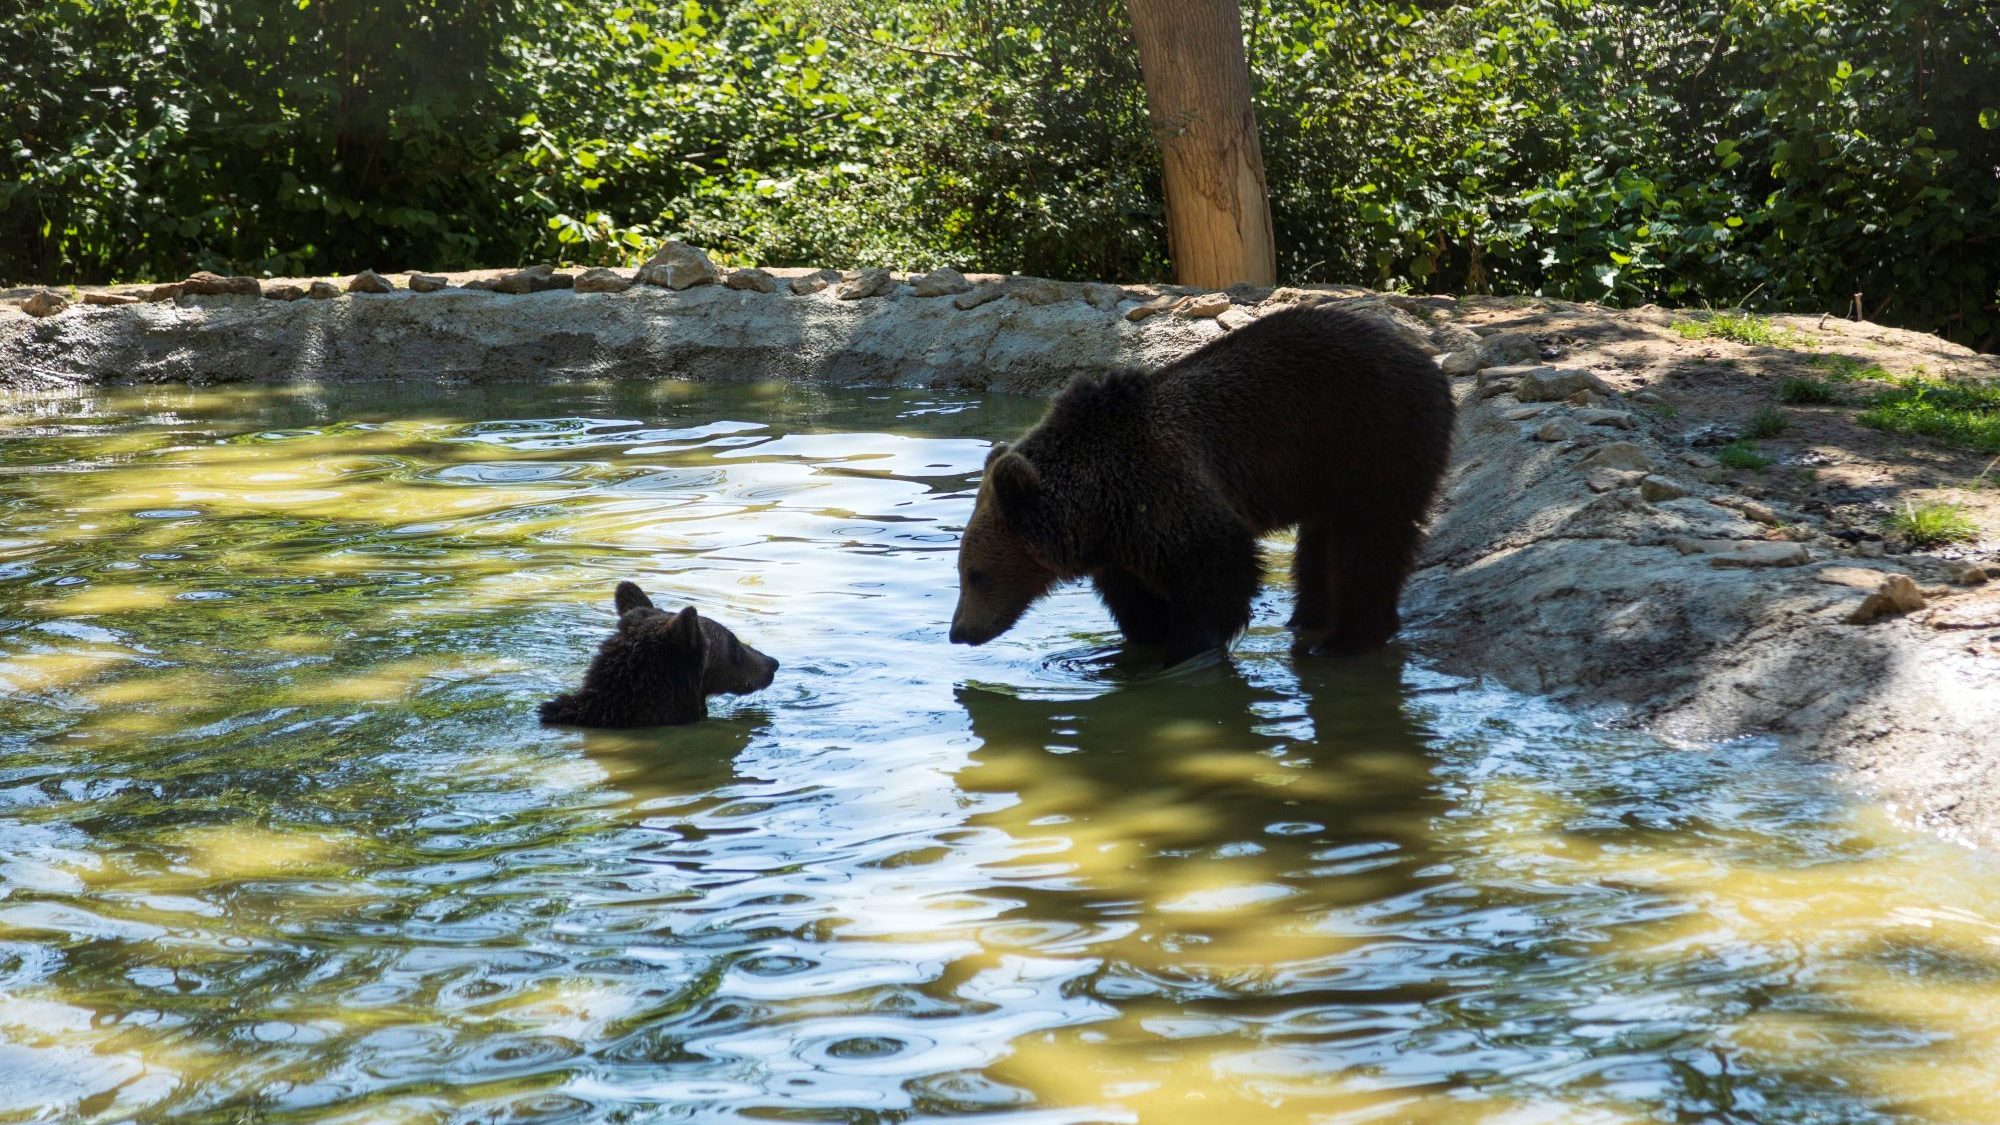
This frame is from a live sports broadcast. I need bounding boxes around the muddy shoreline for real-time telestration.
[7,266,2000,844]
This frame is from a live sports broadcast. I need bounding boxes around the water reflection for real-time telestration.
[1,381,1998,1124]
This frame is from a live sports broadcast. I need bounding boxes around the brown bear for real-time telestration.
[948,304,1454,666]
[540,582,778,728]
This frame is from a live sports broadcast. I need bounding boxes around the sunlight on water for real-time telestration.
[2,380,1998,1124]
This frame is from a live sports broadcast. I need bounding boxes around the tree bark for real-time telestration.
[1125,0,1277,288]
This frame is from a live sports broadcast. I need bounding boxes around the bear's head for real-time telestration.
[539,582,779,728]
[949,443,1062,646]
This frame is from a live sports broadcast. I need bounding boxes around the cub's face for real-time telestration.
[614,583,779,697]
[949,447,1059,646]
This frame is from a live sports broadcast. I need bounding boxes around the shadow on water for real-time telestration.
[5,381,2000,1124]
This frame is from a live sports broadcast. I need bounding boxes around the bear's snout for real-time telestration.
[948,616,995,646]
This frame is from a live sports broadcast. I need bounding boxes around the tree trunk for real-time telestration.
[1125,0,1277,289]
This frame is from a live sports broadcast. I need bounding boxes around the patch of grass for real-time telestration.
[1648,401,1680,420]
[1742,404,1790,438]
[1887,501,1979,549]
[1857,378,2000,454]
[1777,376,1844,404]
[1672,312,1794,347]
[1715,440,1774,471]
[1809,354,1892,382]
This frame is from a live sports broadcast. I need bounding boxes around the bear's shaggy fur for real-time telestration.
[540,582,778,728]
[949,305,1454,665]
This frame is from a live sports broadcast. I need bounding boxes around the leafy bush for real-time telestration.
[4,0,1997,351]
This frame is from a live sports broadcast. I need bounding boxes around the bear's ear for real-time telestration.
[988,450,1042,527]
[615,582,655,615]
[983,441,1010,466]
[667,605,704,651]
[1055,367,1149,420]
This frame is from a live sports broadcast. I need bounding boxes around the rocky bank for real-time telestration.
[6,250,2000,844]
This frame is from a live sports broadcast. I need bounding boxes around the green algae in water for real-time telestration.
[2,381,2000,1124]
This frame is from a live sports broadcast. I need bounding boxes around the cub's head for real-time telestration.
[539,582,778,728]
[949,443,1061,646]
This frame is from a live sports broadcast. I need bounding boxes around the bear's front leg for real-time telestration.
[1094,569,1171,645]
[1151,527,1262,668]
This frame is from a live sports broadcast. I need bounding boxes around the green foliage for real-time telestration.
[1743,404,1790,437]
[5,0,1999,352]
[1888,500,1979,548]
[1716,440,1775,471]
[1672,313,1794,347]
[1859,376,2000,452]
[1777,376,1843,404]
[1810,355,1894,382]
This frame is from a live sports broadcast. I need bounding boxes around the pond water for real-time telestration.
[2,380,1998,1124]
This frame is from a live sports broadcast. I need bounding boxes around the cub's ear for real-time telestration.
[983,441,1010,466]
[988,451,1041,525]
[667,605,703,650]
[615,581,655,615]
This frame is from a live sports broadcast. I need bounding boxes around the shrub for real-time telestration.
[1888,501,1979,549]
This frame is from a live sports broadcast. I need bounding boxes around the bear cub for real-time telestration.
[540,582,778,728]
[949,304,1455,666]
